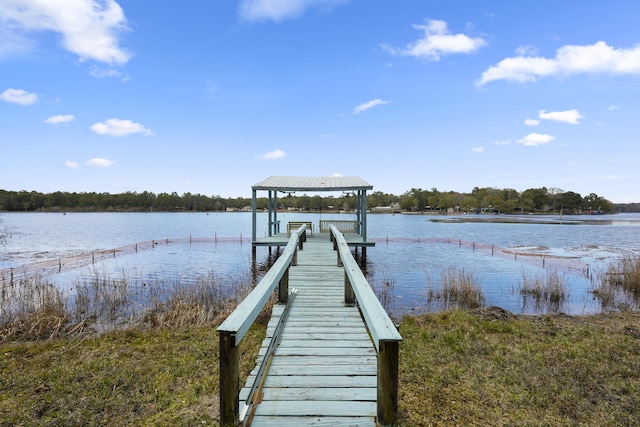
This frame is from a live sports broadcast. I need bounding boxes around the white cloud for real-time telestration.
[353,99,389,114]
[332,172,343,177]
[0,88,38,105]
[515,45,539,56]
[517,133,555,146]
[239,0,347,22]
[597,175,623,181]
[0,0,131,65]
[471,147,484,153]
[260,149,286,160]
[382,19,486,61]
[607,105,619,111]
[65,161,79,169]
[86,158,114,167]
[45,114,74,124]
[479,41,640,85]
[90,118,153,137]
[538,109,584,124]
[524,118,540,126]
[495,139,511,145]
[89,66,125,79]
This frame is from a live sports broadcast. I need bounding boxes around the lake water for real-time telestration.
[2,211,640,317]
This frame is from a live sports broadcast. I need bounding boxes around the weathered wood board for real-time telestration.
[240,236,378,426]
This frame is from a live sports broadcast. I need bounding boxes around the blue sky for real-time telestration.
[1,1,640,202]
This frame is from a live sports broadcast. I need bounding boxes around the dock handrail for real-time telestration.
[329,224,402,426]
[217,224,307,426]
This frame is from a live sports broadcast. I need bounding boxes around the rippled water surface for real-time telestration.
[2,212,640,316]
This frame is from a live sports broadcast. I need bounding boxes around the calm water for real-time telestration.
[2,211,640,316]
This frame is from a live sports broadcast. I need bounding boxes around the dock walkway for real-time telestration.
[241,233,377,425]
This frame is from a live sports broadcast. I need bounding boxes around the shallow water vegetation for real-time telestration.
[519,268,568,312]
[427,267,485,310]
[1,269,256,342]
[594,255,640,310]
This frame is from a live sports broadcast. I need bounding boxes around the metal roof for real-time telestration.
[252,176,373,192]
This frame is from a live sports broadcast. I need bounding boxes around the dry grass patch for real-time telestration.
[398,309,640,426]
[0,323,266,426]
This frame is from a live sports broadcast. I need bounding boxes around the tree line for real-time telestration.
[0,186,619,214]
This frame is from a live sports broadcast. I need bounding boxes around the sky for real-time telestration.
[1,0,640,203]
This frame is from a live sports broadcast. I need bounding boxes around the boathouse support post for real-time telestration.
[219,332,239,426]
[362,189,368,243]
[273,191,279,234]
[251,190,257,243]
[267,191,272,237]
[377,340,399,426]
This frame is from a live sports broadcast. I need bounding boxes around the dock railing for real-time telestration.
[330,224,402,426]
[217,225,307,426]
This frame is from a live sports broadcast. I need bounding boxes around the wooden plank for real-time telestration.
[252,400,376,417]
[237,233,389,425]
[241,387,376,403]
[260,387,376,401]
[268,356,377,366]
[248,416,375,426]
[266,364,376,376]
[277,340,373,348]
[259,346,376,357]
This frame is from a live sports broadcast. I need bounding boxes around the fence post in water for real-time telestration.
[219,332,239,426]
[59,259,61,273]
[92,253,95,264]
[543,256,545,268]
[378,340,399,426]
[10,268,13,285]
[492,245,494,256]
[135,243,138,253]
[473,242,475,251]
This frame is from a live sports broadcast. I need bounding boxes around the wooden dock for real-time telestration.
[241,234,377,425]
[218,225,401,426]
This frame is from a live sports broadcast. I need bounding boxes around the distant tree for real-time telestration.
[583,193,614,213]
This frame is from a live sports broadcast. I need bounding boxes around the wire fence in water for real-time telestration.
[0,236,249,287]
[372,236,593,278]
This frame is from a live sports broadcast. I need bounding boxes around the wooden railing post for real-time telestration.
[279,267,289,303]
[345,270,355,305]
[219,331,239,426]
[377,340,399,426]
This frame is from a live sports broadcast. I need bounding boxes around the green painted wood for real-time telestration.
[248,416,375,426]
[261,387,376,401]
[330,225,402,350]
[258,346,377,357]
[239,233,384,425]
[247,375,377,389]
[252,400,376,417]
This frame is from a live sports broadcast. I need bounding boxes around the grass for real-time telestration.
[427,267,485,310]
[398,308,640,426]
[594,254,640,310]
[519,269,568,312]
[2,309,639,425]
[0,325,266,426]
